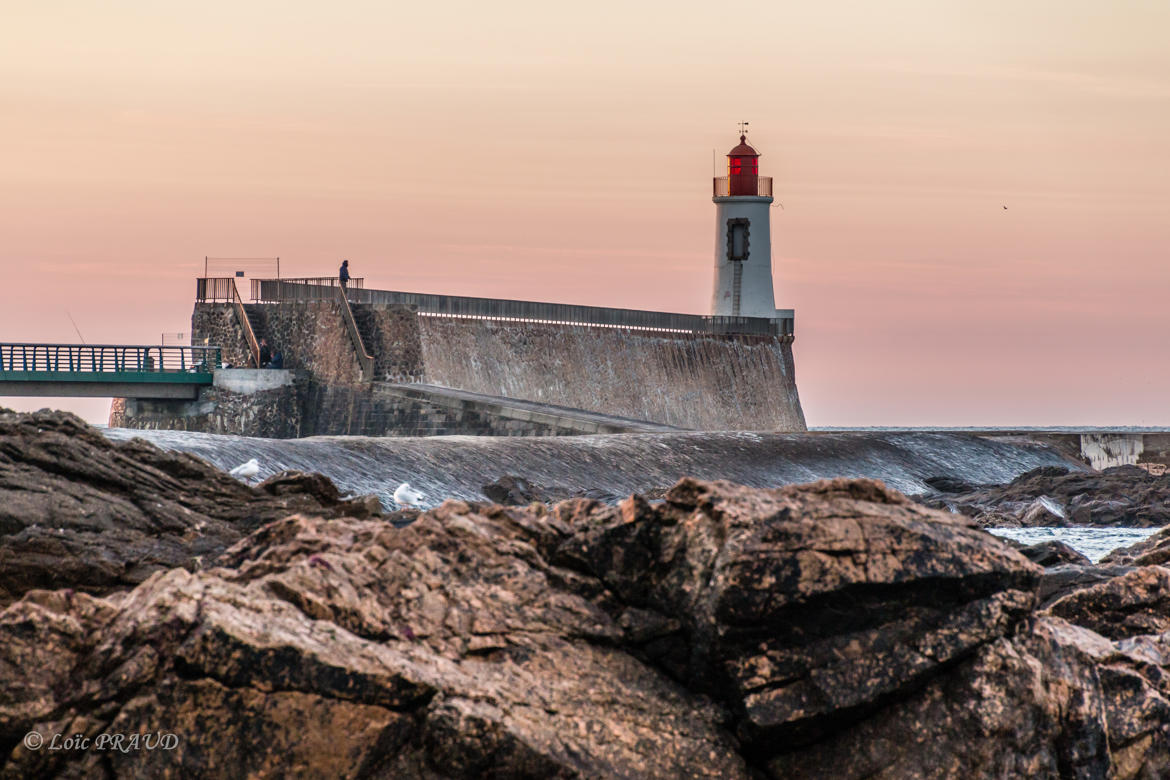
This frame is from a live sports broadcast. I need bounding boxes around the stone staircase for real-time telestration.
[349,304,388,381]
[242,304,271,361]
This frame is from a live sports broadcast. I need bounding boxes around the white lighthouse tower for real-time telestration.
[710,130,777,318]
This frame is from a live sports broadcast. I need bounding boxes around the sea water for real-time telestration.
[103,427,1082,510]
[987,527,1158,563]
[101,427,1156,562]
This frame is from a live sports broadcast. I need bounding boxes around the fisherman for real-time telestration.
[339,259,350,290]
[258,338,271,368]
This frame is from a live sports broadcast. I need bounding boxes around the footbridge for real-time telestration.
[0,344,221,399]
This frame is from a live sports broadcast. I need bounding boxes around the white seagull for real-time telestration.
[393,482,425,508]
[229,458,261,483]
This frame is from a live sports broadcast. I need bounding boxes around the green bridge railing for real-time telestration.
[0,344,222,379]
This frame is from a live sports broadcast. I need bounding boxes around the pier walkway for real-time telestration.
[0,344,221,399]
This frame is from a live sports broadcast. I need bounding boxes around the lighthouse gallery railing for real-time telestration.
[712,176,773,198]
[251,280,794,338]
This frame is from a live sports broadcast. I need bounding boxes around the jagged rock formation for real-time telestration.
[1045,565,1170,640]
[1038,563,1136,608]
[1103,526,1170,566]
[920,464,1170,527]
[3,411,1170,777]
[480,475,628,506]
[1015,539,1092,567]
[0,409,380,605]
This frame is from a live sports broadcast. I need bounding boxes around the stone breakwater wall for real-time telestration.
[296,382,651,437]
[412,317,805,431]
[111,372,665,438]
[174,301,806,436]
[109,383,304,438]
[352,304,805,431]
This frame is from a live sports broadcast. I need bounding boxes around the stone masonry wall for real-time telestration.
[255,302,363,384]
[190,305,252,368]
[112,376,597,438]
[193,302,362,384]
[109,383,304,438]
[186,302,807,434]
[359,306,426,383]
[411,317,806,431]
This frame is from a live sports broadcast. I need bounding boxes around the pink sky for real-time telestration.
[2,1,1168,426]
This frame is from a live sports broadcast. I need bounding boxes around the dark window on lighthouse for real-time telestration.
[727,218,750,261]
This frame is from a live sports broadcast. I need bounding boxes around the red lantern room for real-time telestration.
[727,134,760,196]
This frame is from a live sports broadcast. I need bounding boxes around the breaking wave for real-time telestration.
[103,428,1082,511]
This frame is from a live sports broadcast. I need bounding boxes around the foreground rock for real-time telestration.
[1037,563,1136,608]
[2,474,1068,778]
[920,464,1170,528]
[1045,565,1170,640]
[3,415,1170,779]
[1017,539,1092,567]
[0,409,380,604]
[1103,526,1170,566]
[481,474,627,505]
[556,478,1043,754]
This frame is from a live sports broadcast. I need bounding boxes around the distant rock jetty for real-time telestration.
[2,410,1169,777]
[919,464,1170,527]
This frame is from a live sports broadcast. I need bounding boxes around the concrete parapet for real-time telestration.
[213,369,295,394]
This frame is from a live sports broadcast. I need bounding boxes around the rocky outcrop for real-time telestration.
[480,475,628,506]
[1038,563,1136,608]
[1102,526,1170,567]
[1045,566,1170,640]
[920,465,1170,528]
[10,468,1155,779]
[1,509,751,778]
[1018,539,1092,567]
[767,616,1115,778]
[552,478,1043,755]
[3,412,1170,777]
[0,409,380,605]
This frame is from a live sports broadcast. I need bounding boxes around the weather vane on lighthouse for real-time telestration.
[738,120,750,138]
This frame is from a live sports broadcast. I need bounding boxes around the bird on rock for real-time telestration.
[229,458,260,483]
[394,482,425,508]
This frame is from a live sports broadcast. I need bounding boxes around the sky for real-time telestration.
[1,1,1167,426]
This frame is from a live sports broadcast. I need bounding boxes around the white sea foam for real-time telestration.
[103,428,1085,515]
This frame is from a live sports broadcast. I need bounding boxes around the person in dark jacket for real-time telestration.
[258,338,271,368]
[269,350,283,369]
[339,259,350,289]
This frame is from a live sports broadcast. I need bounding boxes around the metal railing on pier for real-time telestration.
[334,287,375,378]
[194,278,264,366]
[250,277,363,300]
[230,281,262,369]
[250,279,794,338]
[712,176,773,198]
[195,277,237,302]
[0,344,222,374]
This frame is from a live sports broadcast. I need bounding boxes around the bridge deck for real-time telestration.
[0,344,220,399]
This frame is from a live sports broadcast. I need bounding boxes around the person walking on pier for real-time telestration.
[339,259,350,290]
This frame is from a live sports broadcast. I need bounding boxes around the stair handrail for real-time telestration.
[335,286,375,379]
[231,280,261,368]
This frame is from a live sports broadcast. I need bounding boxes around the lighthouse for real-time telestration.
[710,130,777,319]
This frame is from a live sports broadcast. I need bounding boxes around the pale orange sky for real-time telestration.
[2,1,1168,426]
